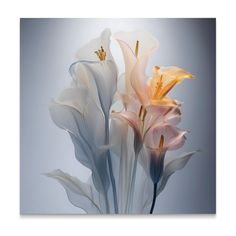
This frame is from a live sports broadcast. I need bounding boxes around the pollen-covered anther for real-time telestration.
[135,40,139,58]
[139,105,147,122]
[95,46,106,61]
[159,135,164,149]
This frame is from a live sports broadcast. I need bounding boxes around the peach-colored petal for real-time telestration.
[113,31,159,97]
[145,124,187,151]
[111,110,142,140]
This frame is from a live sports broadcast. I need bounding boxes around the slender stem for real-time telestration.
[105,117,118,213]
[127,151,139,213]
[104,190,110,214]
[150,183,157,214]
[107,151,118,213]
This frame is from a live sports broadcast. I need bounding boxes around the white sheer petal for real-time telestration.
[70,60,117,117]
[76,29,113,61]
[114,30,159,59]
[46,170,101,214]
[157,151,197,196]
[110,119,135,213]
[141,151,197,213]
[56,87,88,113]
[49,102,110,194]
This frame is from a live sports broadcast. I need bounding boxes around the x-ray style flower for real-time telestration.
[46,28,197,214]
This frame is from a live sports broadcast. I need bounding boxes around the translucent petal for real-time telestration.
[49,102,110,193]
[76,29,113,61]
[145,124,187,150]
[159,66,194,87]
[111,110,142,144]
[56,87,88,113]
[46,170,101,214]
[109,119,135,213]
[141,151,197,212]
[113,30,159,95]
[157,151,197,195]
[70,60,117,117]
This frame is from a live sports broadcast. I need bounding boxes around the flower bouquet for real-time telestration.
[46,29,196,214]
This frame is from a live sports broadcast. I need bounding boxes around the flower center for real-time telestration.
[95,46,106,61]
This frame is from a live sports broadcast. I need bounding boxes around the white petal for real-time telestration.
[109,119,136,213]
[46,170,101,214]
[141,151,197,213]
[157,151,197,195]
[76,29,113,61]
[70,60,117,117]
[56,87,88,113]
[49,102,110,193]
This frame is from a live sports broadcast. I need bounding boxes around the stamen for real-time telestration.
[159,80,178,99]
[159,135,164,149]
[95,46,106,61]
[139,105,147,121]
[153,75,163,99]
[135,40,139,58]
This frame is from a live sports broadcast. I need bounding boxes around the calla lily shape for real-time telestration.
[113,31,159,96]
[49,29,119,213]
[114,30,193,107]
[145,125,187,184]
[47,28,197,215]
[70,29,117,118]
[111,93,183,151]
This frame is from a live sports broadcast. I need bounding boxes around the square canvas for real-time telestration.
[20,18,216,214]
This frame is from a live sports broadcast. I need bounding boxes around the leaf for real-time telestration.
[156,151,197,196]
[49,102,110,193]
[45,170,101,214]
[141,151,197,213]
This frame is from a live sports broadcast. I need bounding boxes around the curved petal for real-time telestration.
[157,66,193,98]
[113,30,159,95]
[111,110,141,140]
[56,87,88,113]
[157,151,197,195]
[70,60,117,117]
[141,151,197,213]
[49,102,110,193]
[76,29,113,61]
[148,148,166,184]
[150,96,179,107]
[145,124,187,150]
[113,30,159,62]
[46,170,101,214]
[111,110,143,155]
[160,66,194,86]
[130,55,150,105]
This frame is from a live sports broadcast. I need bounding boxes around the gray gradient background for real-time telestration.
[20,18,216,214]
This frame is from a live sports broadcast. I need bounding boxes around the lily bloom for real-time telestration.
[111,93,184,153]
[111,93,187,212]
[49,29,118,213]
[114,30,194,107]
